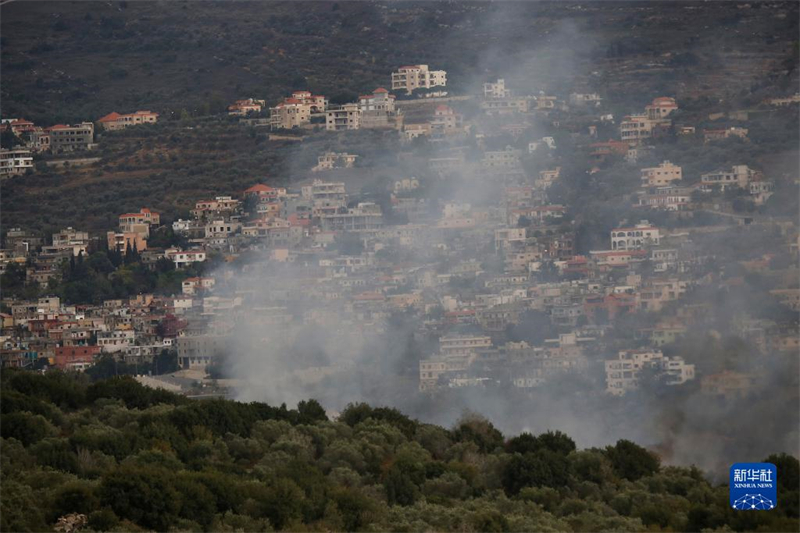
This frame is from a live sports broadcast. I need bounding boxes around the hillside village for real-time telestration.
[2,55,798,409]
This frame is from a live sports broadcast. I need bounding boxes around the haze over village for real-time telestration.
[1,0,798,505]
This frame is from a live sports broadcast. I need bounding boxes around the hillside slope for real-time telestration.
[1,1,797,123]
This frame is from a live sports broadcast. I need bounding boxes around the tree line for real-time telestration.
[1,369,797,532]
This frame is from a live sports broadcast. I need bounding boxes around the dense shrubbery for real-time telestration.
[1,370,797,532]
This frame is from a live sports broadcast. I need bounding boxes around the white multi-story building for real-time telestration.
[483,79,511,99]
[610,221,661,250]
[0,148,33,176]
[166,248,207,267]
[391,65,447,95]
[641,161,682,187]
[605,349,695,395]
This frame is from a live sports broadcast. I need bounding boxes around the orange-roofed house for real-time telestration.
[228,98,266,116]
[98,110,158,130]
[244,183,287,201]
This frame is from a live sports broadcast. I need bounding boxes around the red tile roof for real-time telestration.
[98,112,123,123]
[244,184,273,193]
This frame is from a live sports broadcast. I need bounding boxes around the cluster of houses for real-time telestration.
[2,69,797,401]
[1,110,158,177]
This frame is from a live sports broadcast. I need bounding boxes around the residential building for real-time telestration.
[176,335,227,369]
[484,79,511,99]
[182,277,215,295]
[313,152,358,171]
[54,345,101,371]
[119,208,160,232]
[301,180,347,210]
[483,146,522,169]
[51,228,89,256]
[165,248,207,267]
[97,110,159,130]
[620,97,677,142]
[269,99,312,130]
[605,349,695,395]
[47,122,95,152]
[358,88,395,112]
[227,98,266,116]
[641,161,682,187]
[480,97,529,115]
[0,148,33,176]
[391,65,447,95]
[701,370,757,399]
[637,187,693,211]
[430,105,463,136]
[97,330,135,353]
[107,231,147,254]
[319,203,383,231]
[326,103,361,131]
[569,93,602,106]
[610,222,661,250]
[703,127,748,143]
[289,91,327,113]
[700,165,757,191]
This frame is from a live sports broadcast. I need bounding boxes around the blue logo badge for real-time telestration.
[730,462,777,510]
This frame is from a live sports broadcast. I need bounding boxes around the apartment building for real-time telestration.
[637,187,693,211]
[301,180,347,209]
[97,330,135,353]
[176,335,227,369]
[430,105,463,135]
[480,97,529,115]
[97,110,159,130]
[610,222,661,250]
[484,78,511,99]
[119,208,160,232]
[483,146,522,168]
[620,97,677,143]
[700,165,757,191]
[269,100,312,130]
[107,231,147,254]
[605,349,695,395]
[47,122,95,152]
[289,91,327,112]
[358,88,395,112]
[326,103,361,131]
[440,334,492,356]
[641,160,682,187]
[391,65,447,95]
[0,148,34,176]
[319,203,383,231]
